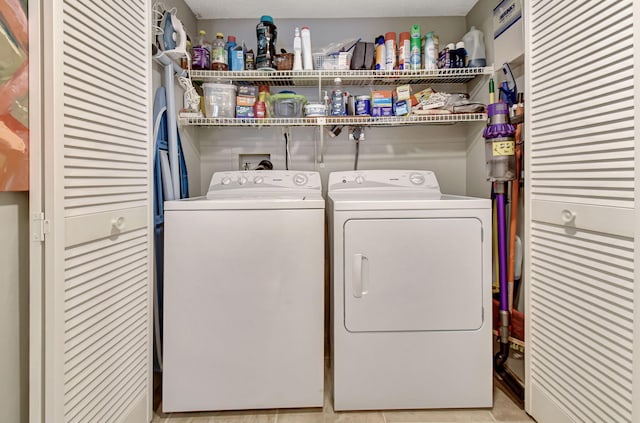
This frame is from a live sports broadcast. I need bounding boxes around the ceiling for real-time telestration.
[184,0,481,19]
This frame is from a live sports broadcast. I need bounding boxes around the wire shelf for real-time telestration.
[189,67,491,86]
[178,113,487,127]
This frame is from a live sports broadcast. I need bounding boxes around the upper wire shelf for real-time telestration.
[189,67,492,86]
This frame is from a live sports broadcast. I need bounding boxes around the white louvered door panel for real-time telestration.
[43,1,152,422]
[525,1,638,423]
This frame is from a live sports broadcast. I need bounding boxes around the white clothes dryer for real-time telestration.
[163,170,325,412]
[328,170,492,411]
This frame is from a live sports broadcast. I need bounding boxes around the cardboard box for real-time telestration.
[410,87,435,106]
[372,106,393,117]
[236,95,256,107]
[394,99,411,116]
[372,90,392,101]
[230,47,244,71]
[236,105,255,118]
[395,85,412,101]
[371,90,393,107]
[237,85,259,97]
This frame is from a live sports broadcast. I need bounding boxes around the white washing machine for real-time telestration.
[162,170,325,412]
[328,170,492,411]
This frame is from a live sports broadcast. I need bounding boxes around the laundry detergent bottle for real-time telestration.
[192,30,210,70]
[462,26,486,67]
[256,15,277,70]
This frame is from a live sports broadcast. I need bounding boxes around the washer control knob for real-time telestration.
[238,176,248,185]
[355,175,365,184]
[293,173,308,186]
[253,176,264,184]
[409,172,426,185]
[221,177,232,185]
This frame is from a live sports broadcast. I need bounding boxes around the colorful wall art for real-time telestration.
[0,0,28,191]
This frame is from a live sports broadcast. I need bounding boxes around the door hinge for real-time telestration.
[32,212,50,242]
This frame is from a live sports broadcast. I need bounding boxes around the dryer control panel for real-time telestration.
[328,170,440,193]
[208,170,322,196]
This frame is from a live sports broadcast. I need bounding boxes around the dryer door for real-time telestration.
[343,217,484,332]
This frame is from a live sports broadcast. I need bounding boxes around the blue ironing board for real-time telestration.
[153,86,189,372]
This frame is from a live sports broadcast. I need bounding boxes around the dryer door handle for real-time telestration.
[352,253,368,298]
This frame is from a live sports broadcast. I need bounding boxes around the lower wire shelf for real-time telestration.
[178,113,488,127]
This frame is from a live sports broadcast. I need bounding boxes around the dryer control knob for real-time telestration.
[253,176,264,184]
[221,177,232,185]
[409,173,426,185]
[238,176,248,185]
[355,175,365,184]
[293,173,308,186]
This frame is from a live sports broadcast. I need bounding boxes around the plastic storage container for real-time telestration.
[202,83,236,118]
[267,92,307,118]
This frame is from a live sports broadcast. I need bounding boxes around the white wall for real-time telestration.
[0,191,29,423]
[465,0,497,199]
[465,0,525,199]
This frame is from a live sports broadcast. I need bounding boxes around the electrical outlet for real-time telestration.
[239,154,271,170]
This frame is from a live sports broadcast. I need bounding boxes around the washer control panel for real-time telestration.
[328,170,440,193]
[208,171,321,195]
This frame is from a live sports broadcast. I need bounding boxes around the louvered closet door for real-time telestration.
[42,1,153,422]
[525,1,638,423]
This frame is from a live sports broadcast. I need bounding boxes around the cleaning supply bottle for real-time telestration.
[293,27,303,71]
[192,30,210,70]
[375,35,386,70]
[410,24,421,70]
[456,41,467,67]
[398,32,410,70]
[330,78,346,116]
[301,27,313,70]
[384,32,396,71]
[225,35,237,68]
[203,33,212,65]
[424,31,436,69]
[211,32,227,70]
[462,26,486,67]
[256,15,277,70]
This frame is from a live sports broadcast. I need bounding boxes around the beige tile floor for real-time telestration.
[153,361,534,423]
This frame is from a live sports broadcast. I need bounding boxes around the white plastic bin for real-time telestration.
[202,83,237,118]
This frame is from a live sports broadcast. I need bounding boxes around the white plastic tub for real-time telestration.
[202,83,237,118]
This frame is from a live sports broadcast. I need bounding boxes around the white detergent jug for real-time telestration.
[462,26,486,67]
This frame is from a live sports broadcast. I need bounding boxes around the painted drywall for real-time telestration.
[0,191,29,423]
[465,0,525,200]
[465,0,496,199]
[152,0,201,196]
